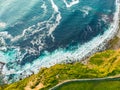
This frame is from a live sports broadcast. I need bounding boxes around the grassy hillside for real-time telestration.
[53,79,120,90]
[1,49,120,90]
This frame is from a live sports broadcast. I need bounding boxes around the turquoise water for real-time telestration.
[0,0,118,83]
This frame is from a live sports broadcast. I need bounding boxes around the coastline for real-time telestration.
[82,0,120,63]
[1,0,120,84]
[107,28,120,50]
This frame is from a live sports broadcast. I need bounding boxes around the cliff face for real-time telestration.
[107,21,120,50]
[1,49,120,90]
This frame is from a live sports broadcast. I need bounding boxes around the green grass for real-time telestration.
[89,50,115,65]
[54,79,120,90]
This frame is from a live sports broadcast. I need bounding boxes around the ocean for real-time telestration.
[0,0,119,83]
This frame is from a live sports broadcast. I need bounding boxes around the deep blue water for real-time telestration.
[0,0,118,82]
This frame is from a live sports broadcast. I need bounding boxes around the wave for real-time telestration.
[63,0,80,8]
[0,22,6,28]
[79,6,92,17]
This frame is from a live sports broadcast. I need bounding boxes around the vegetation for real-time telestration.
[54,79,120,90]
[1,49,120,90]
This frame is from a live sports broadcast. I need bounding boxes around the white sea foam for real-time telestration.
[48,0,62,41]
[0,31,12,39]
[0,22,6,28]
[80,6,92,17]
[41,1,47,17]
[101,14,109,23]
[63,0,80,8]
